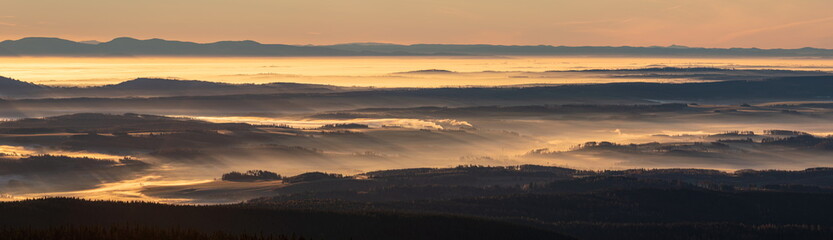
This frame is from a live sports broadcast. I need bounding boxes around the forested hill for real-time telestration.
[0,198,571,240]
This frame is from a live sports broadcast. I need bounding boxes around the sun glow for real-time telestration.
[2,56,832,87]
[3,176,214,203]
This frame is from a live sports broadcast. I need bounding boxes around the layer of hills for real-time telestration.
[3,37,833,57]
[3,112,833,239]
[1,72,832,118]
[1,67,832,102]
[0,76,358,98]
[3,112,833,196]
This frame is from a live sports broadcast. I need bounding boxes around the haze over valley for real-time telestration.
[1,64,833,203]
[5,1,833,237]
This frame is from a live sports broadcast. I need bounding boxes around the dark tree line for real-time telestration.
[0,225,309,240]
[222,170,282,182]
[0,198,571,240]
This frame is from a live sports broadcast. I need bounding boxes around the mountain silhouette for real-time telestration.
[326,43,833,57]
[395,69,456,74]
[106,78,235,90]
[3,37,833,57]
[0,37,357,56]
[100,78,346,94]
[0,37,98,55]
[0,45,15,56]
[0,76,43,98]
[0,76,41,89]
[0,76,357,99]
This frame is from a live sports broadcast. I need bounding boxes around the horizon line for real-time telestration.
[4,36,832,51]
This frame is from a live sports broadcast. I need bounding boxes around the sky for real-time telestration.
[2,0,833,48]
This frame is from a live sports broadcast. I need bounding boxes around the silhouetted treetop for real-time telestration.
[222,170,282,182]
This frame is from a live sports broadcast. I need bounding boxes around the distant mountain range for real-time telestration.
[0,37,354,56]
[2,37,833,57]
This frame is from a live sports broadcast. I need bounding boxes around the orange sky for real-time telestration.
[2,0,833,48]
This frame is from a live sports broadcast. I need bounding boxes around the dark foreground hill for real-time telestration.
[10,165,833,239]
[0,198,571,240]
[232,165,833,240]
[0,225,305,240]
[249,189,833,240]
